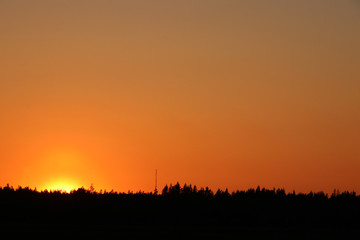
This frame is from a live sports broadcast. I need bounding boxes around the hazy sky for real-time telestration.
[0,0,359,193]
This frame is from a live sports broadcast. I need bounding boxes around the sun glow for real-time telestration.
[44,180,81,193]
[36,148,87,193]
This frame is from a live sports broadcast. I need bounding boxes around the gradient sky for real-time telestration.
[0,0,359,193]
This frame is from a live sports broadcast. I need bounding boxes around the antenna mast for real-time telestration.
[155,169,158,194]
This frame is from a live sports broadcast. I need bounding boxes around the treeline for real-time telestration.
[1,183,360,238]
[0,182,357,200]
[161,183,358,200]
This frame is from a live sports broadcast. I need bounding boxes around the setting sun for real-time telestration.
[44,179,81,193]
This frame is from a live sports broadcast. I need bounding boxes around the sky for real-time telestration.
[0,0,359,193]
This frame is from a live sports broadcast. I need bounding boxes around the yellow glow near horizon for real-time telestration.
[43,179,81,193]
[30,148,87,193]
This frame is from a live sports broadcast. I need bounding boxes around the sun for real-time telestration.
[44,179,81,193]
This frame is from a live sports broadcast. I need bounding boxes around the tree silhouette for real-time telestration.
[0,183,359,238]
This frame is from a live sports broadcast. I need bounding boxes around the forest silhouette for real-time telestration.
[1,183,359,238]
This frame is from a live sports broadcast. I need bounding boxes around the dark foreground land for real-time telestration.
[1,183,360,239]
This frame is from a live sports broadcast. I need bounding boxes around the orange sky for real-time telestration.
[0,0,359,194]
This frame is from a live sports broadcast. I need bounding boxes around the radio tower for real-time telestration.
[154,169,158,195]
